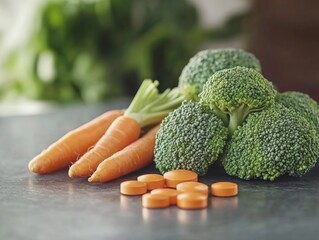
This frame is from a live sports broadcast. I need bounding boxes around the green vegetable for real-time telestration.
[223,103,319,180]
[154,48,319,181]
[199,66,276,135]
[125,80,185,127]
[276,91,319,134]
[178,48,261,101]
[154,101,228,176]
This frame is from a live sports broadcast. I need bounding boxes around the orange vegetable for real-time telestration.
[68,116,141,177]
[120,181,147,196]
[177,192,208,210]
[151,188,180,205]
[142,193,170,208]
[88,125,160,182]
[137,174,165,190]
[28,110,123,174]
[176,182,208,195]
[163,170,198,188]
[69,80,184,178]
[211,182,238,197]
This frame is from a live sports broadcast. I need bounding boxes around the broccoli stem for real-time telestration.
[229,112,241,135]
[209,104,229,127]
[228,104,252,135]
[228,104,267,135]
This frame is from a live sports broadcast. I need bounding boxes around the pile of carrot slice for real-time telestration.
[120,170,238,210]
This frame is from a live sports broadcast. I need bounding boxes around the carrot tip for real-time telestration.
[28,159,39,173]
[88,173,99,182]
[68,169,76,178]
[68,164,93,178]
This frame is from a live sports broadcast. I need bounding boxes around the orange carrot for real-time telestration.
[69,79,184,178]
[68,116,142,178]
[88,125,160,183]
[28,110,123,174]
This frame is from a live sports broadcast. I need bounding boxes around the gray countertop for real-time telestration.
[1,98,319,240]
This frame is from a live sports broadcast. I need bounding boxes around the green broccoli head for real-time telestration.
[223,103,319,181]
[154,101,228,176]
[276,91,319,134]
[199,66,277,134]
[178,48,261,101]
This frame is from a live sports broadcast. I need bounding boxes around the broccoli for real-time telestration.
[155,48,318,181]
[154,101,228,176]
[223,103,319,181]
[199,66,277,134]
[178,48,261,101]
[276,91,319,134]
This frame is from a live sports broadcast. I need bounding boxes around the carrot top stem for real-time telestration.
[124,79,184,127]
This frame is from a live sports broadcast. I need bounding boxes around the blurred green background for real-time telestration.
[0,0,248,103]
[1,0,318,108]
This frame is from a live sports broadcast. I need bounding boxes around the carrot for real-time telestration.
[68,116,141,177]
[28,110,123,174]
[68,80,184,179]
[88,125,160,183]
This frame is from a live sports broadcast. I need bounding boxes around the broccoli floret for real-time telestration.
[276,91,319,134]
[223,103,319,181]
[199,66,277,135]
[154,101,228,176]
[178,48,261,101]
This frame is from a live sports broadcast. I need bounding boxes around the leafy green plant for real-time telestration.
[1,0,209,102]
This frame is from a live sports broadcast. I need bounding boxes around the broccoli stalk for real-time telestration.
[228,104,254,135]
[227,104,266,134]
[199,66,277,135]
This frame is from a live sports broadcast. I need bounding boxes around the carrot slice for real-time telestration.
[68,116,141,178]
[120,181,147,196]
[176,182,208,195]
[211,182,238,197]
[163,170,198,188]
[151,188,180,205]
[28,110,123,174]
[142,193,170,208]
[88,125,160,183]
[177,192,208,210]
[137,174,165,190]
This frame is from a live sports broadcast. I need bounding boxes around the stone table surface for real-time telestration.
[1,98,319,240]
